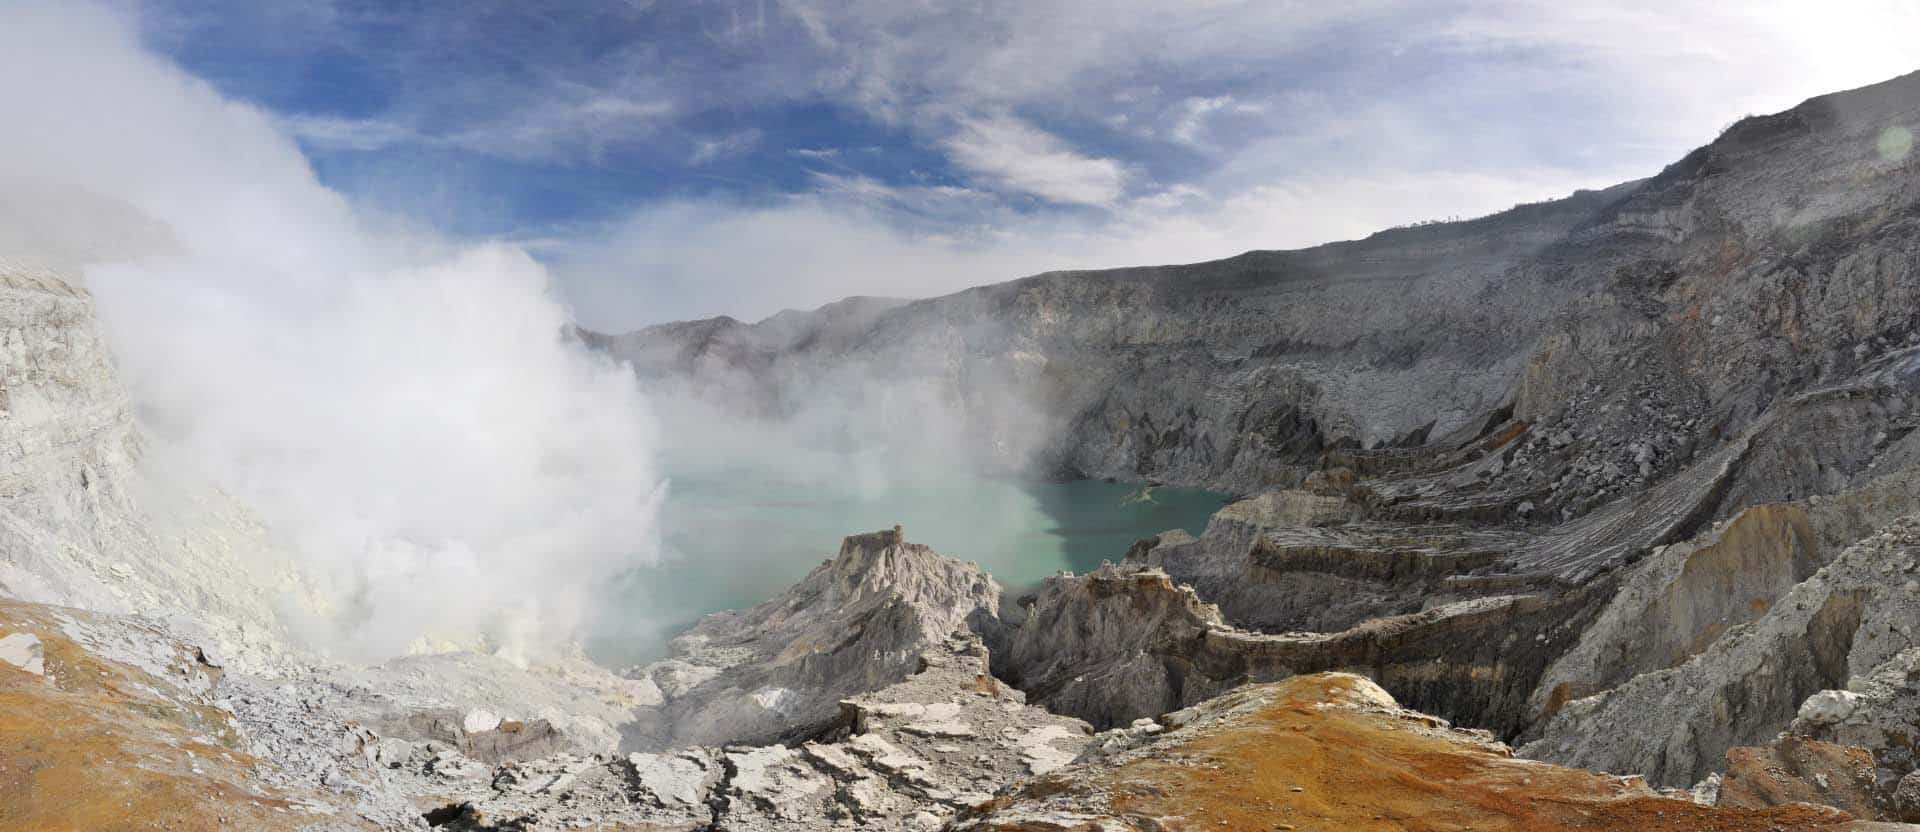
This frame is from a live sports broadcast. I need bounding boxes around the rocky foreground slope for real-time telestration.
[11,529,1911,831]
[954,673,1877,832]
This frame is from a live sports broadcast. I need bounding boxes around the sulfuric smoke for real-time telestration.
[0,1,664,662]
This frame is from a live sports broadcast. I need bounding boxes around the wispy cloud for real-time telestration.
[128,0,1920,330]
[943,114,1127,206]
[546,163,1594,330]
[441,94,675,161]
[278,94,675,161]
[690,128,763,165]
[281,114,423,152]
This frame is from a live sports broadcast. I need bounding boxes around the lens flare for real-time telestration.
[1879,126,1914,163]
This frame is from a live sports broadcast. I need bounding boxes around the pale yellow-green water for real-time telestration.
[585,475,1224,665]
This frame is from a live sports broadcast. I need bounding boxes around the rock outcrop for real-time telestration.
[1133,486,1530,633]
[1717,736,1890,822]
[622,527,1003,750]
[997,562,1598,735]
[1526,503,1827,723]
[1522,514,1920,788]
[952,672,1873,831]
[0,592,1094,832]
[0,265,303,671]
[0,268,149,607]
[417,633,1092,832]
[0,526,1082,832]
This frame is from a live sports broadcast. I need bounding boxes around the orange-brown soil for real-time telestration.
[978,674,1861,831]
[0,600,364,831]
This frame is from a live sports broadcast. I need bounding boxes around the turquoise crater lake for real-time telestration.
[587,476,1226,666]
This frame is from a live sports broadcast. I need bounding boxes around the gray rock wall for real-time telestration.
[598,71,1920,504]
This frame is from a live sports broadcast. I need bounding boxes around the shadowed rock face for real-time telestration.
[995,562,1601,737]
[1526,504,1826,723]
[623,528,1004,751]
[993,354,1920,788]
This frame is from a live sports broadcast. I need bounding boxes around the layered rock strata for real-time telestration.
[996,562,1598,735]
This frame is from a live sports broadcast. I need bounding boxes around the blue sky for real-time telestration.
[111,1,1920,327]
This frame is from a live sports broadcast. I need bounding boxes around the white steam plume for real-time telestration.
[0,1,663,661]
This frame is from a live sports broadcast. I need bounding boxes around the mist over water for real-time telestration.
[575,370,1227,665]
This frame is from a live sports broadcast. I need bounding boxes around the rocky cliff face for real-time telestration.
[1522,513,1920,788]
[0,266,165,605]
[596,72,1920,501]
[592,68,1920,826]
[414,632,1092,832]
[0,266,299,667]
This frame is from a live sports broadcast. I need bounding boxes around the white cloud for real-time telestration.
[278,94,676,162]
[412,0,1920,332]
[760,0,1920,212]
[282,114,425,152]
[690,128,763,165]
[442,93,674,161]
[943,114,1127,206]
[771,0,1380,122]
[1170,96,1232,146]
[209,0,1920,224]
[549,163,1597,329]
[1420,1,1920,162]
